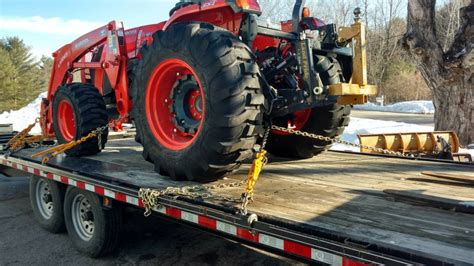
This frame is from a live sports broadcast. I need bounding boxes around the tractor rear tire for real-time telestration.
[266,56,351,159]
[131,22,264,182]
[52,83,108,157]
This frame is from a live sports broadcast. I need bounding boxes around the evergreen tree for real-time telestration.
[0,37,45,112]
[40,55,53,89]
[0,47,17,111]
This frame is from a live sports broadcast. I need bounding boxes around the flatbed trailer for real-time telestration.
[1,138,473,265]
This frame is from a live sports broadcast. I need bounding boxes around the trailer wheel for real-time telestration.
[64,187,121,258]
[29,175,66,233]
[52,83,108,156]
[267,56,351,158]
[132,22,264,181]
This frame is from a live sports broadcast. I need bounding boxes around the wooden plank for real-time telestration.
[421,171,474,185]
[384,189,474,214]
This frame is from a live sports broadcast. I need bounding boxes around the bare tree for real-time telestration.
[258,0,294,21]
[400,0,473,145]
[367,0,404,94]
[307,0,360,26]
[436,0,470,51]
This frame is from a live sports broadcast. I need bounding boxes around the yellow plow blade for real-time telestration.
[357,131,460,154]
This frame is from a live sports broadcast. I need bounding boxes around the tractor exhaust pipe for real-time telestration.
[292,0,306,32]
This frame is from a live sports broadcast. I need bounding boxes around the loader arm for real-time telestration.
[42,21,129,136]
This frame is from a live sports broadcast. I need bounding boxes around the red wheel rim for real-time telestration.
[272,109,311,136]
[57,99,76,141]
[145,58,205,151]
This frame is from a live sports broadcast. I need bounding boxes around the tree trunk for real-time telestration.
[400,0,473,146]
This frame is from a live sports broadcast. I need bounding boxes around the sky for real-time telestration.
[0,0,177,59]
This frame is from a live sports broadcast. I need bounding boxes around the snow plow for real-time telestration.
[358,131,472,162]
[31,0,376,182]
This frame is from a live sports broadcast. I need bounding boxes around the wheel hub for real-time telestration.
[36,180,53,219]
[145,58,205,151]
[72,195,94,241]
[170,76,203,135]
[42,193,52,204]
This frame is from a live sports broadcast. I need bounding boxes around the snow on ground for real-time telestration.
[354,101,434,114]
[0,92,46,134]
[459,148,474,158]
[330,117,434,152]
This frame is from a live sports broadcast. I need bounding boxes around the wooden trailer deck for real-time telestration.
[7,138,474,265]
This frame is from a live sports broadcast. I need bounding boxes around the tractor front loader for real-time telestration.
[40,0,376,182]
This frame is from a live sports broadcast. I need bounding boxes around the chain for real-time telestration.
[260,123,271,150]
[140,124,273,217]
[139,180,247,216]
[30,115,125,164]
[2,118,56,158]
[270,125,412,158]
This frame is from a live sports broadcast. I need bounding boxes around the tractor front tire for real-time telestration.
[132,22,264,182]
[52,83,108,157]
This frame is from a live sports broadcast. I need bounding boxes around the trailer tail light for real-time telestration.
[235,0,261,12]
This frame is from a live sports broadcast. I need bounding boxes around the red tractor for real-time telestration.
[40,0,376,181]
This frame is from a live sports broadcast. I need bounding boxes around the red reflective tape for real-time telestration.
[22,165,28,171]
[166,208,182,219]
[343,257,370,266]
[60,176,68,184]
[12,162,17,169]
[237,228,259,242]
[1,159,6,165]
[95,186,104,195]
[46,173,54,179]
[198,215,217,229]
[33,168,40,175]
[76,181,86,190]
[284,240,312,258]
[115,192,127,202]
[138,199,145,208]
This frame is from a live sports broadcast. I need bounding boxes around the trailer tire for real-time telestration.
[52,83,108,157]
[132,22,264,182]
[64,187,121,258]
[266,56,351,158]
[29,175,66,233]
